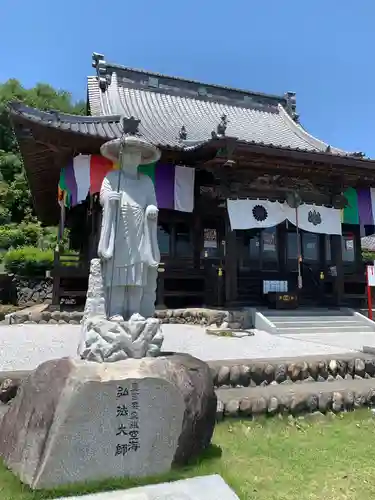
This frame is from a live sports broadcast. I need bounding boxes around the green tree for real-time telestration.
[0,78,85,224]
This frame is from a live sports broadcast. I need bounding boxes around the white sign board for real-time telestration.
[263,280,288,294]
[367,266,375,287]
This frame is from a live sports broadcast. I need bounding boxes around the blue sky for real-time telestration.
[1,0,374,156]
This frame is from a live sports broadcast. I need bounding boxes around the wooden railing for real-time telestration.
[156,260,225,308]
[52,252,226,308]
[52,248,89,305]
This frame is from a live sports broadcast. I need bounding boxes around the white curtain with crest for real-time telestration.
[227,199,342,235]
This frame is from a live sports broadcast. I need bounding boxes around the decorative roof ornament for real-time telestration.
[178,125,187,141]
[217,114,229,136]
[352,151,365,158]
[92,52,111,91]
[284,91,298,122]
[325,145,332,153]
[122,116,141,136]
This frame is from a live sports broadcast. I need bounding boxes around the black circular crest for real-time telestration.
[252,204,268,222]
[308,209,322,226]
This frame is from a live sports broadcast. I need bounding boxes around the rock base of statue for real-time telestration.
[79,258,164,361]
[80,314,164,361]
[0,354,217,489]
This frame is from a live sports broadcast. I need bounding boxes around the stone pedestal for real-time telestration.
[0,354,216,489]
[79,259,164,361]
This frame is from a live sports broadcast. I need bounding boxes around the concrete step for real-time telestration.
[268,316,358,323]
[271,321,360,328]
[255,308,375,334]
[276,326,374,335]
[261,309,347,317]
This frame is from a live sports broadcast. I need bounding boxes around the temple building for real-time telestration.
[9,52,375,309]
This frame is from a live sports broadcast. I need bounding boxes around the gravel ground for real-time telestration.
[0,323,371,372]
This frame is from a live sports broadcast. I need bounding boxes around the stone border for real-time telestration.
[216,382,375,420]
[1,370,375,423]
[210,357,375,388]
[7,307,253,328]
[216,393,375,421]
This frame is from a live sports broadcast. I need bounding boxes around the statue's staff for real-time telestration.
[107,135,124,319]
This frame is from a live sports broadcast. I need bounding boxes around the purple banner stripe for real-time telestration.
[64,160,78,207]
[155,164,175,209]
[357,187,374,225]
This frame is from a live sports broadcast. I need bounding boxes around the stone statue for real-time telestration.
[78,131,164,362]
[98,136,161,320]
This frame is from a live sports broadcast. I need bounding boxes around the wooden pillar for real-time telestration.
[52,247,61,306]
[156,264,166,309]
[331,234,344,306]
[277,222,287,273]
[193,212,202,270]
[225,218,238,304]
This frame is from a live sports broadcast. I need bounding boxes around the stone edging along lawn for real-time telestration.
[6,307,252,329]
[210,356,375,388]
[216,377,375,420]
[3,359,375,421]
[2,374,375,421]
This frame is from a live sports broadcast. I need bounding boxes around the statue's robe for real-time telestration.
[98,171,160,289]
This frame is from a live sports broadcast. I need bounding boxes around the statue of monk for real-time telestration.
[98,135,161,321]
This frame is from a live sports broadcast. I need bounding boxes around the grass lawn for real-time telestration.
[2,410,375,499]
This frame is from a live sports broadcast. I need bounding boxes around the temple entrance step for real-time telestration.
[254,308,375,335]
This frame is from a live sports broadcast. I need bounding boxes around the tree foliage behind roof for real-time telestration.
[0,78,85,225]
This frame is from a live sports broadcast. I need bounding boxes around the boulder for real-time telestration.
[0,354,216,489]
[332,392,344,412]
[225,399,240,417]
[0,378,19,403]
[275,364,287,383]
[217,366,230,386]
[268,396,279,415]
[166,353,217,465]
[238,398,252,416]
[239,365,251,386]
[365,358,375,376]
[229,365,241,386]
[354,358,366,378]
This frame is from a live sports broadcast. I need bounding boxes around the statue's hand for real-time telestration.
[146,205,158,220]
[107,191,121,202]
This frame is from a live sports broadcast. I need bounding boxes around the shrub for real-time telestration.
[39,226,69,250]
[21,223,43,246]
[0,223,41,250]
[0,223,68,252]
[3,246,54,277]
[362,250,375,263]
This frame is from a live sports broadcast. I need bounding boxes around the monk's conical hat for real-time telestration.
[100,136,161,165]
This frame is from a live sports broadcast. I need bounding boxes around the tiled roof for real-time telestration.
[361,235,375,251]
[8,102,123,140]
[87,54,350,156]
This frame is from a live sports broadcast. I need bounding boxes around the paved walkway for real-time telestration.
[0,323,374,372]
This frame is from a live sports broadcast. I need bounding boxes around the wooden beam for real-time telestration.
[225,217,237,304]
